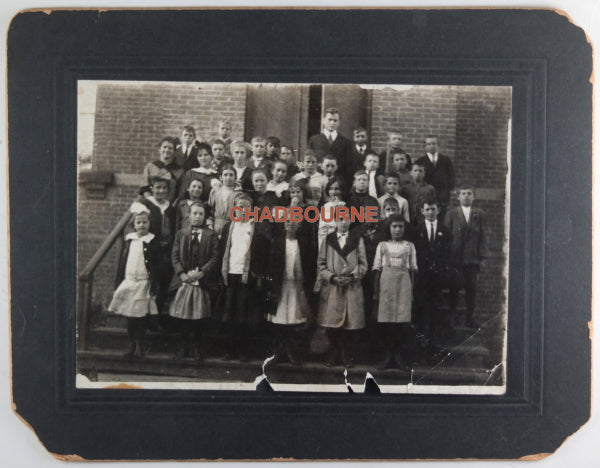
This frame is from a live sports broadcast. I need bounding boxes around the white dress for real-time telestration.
[267,238,309,325]
[108,233,159,318]
[372,240,417,323]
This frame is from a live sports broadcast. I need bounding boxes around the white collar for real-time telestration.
[427,152,438,161]
[324,129,338,140]
[147,196,169,210]
[126,232,155,242]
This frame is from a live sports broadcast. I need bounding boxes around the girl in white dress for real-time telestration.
[108,211,160,357]
[265,219,316,365]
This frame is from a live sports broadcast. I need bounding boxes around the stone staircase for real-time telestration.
[77,306,505,390]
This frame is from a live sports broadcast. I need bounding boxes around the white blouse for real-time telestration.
[372,240,417,271]
[124,233,155,280]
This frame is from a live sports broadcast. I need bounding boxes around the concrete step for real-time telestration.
[81,310,505,387]
[77,348,499,387]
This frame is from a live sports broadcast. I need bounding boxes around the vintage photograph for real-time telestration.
[76,81,510,393]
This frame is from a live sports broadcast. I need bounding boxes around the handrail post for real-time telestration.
[77,273,94,351]
[77,209,132,351]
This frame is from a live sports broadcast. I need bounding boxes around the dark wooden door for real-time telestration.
[245,84,310,163]
[322,84,372,138]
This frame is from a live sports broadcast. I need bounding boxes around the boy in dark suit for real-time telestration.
[351,127,371,160]
[349,127,371,177]
[247,136,273,172]
[444,186,488,328]
[414,136,455,221]
[308,107,354,176]
[413,198,452,346]
[175,125,201,171]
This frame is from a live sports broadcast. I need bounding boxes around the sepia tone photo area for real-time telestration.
[76,82,510,393]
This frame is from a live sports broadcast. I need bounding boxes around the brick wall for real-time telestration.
[370,85,511,316]
[454,87,511,316]
[79,83,511,318]
[370,85,458,158]
[92,82,247,173]
[79,83,248,306]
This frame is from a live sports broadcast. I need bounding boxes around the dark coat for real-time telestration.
[347,189,380,236]
[236,166,254,191]
[414,154,455,207]
[247,155,275,173]
[175,143,200,172]
[308,133,356,185]
[140,199,177,247]
[115,235,161,294]
[412,221,452,274]
[444,206,487,266]
[338,143,371,187]
[170,227,220,291]
[264,220,318,313]
[352,144,374,164]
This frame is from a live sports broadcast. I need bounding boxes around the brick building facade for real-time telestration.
[78,83,510,319]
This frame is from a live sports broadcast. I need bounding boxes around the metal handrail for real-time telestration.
[77,209,132,350]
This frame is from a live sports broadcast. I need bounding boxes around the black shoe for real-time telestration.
[325,349,339,367]
[133,341,146,358]
[342,348,356,368]
[286,346,301,366]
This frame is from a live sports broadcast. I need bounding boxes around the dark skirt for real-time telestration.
[220,274,264,327]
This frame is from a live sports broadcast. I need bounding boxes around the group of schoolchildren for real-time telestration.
[108,112,488,370]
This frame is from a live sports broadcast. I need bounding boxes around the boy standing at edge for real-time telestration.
[444,186,487,329]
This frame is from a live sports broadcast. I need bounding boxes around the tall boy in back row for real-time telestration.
[308,107,355,184]
[415,136,455,221]
[444,186,487,328]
